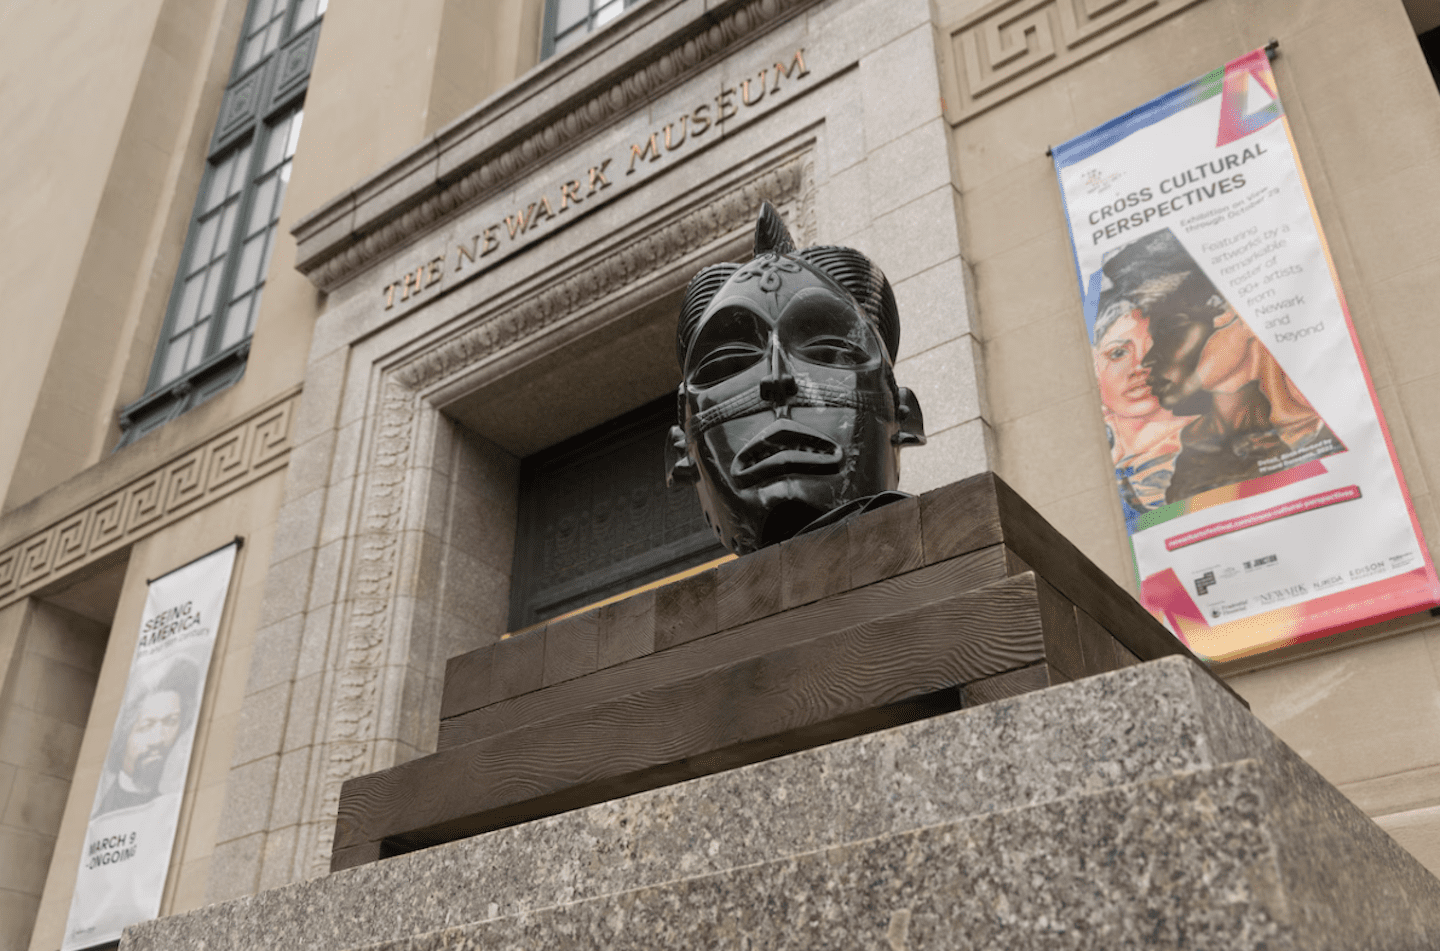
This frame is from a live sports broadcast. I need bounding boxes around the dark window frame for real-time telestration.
[118,0,325,447]
[507,394,727,630]
[541,0,646,60]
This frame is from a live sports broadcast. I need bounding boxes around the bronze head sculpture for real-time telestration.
[667,202,926,554]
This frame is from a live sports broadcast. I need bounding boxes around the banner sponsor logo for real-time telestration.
[62,542,238,951]
[1053,49,1439,661]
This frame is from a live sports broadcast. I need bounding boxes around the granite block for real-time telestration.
[125,658,1440,951]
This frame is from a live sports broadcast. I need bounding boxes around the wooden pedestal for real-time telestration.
[331,472,1233,870]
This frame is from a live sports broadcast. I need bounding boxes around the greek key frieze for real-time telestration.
[943,0,1201,123]
[0,391,298,607]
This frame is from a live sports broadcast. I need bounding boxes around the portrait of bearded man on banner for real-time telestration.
[1100,228,1345,505]
[93,659,199,817]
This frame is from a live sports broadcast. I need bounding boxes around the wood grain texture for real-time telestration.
[491,627,546,702]
[781,520,851,609]
[654,567,716,651]
[848,495,924,587]
[441,644,493,720]
[1035,577,1084,682]
[1077,607,1131,676]
[919,473,1004,565]
[598,590,655,668]
[438,546,1009,750]
[543,609,599,686]
[962,663,1050,705]
[715,542,783,629]
[338,573,1047,853]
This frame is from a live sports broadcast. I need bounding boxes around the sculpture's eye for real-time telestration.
[690,343,765,386]
[780,290,882,371]
[687,307,767,387]
[795,335,871,367]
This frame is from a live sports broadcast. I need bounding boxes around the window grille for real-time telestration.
[118,0,325,446]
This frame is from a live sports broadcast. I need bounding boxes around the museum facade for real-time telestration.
[4,0,1440,946]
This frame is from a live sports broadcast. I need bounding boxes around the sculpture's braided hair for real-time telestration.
[676,202,900,369]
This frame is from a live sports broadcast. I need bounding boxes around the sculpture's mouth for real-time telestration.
[731,418,843,486]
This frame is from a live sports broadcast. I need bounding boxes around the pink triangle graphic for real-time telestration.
[1217,49,1283,146]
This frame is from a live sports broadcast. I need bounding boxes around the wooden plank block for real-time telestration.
[438,546,1009,750]
[329,840,385,873]
[598,590,655,668]
[990,475,1177,663]
[987,475,1245,706]
[1003,545,1031,577]
[781,520,851,609]
[340,573,1047,854]
[491,627,545,702]
[654,567,716,652]
[440,643,493,721]
[715,543,782,629]
[962,663,1050,706]
[918,473,1004,566]
[848,495,924,588]
[1076,608,1125,677]
[1035,578,1084,682]
[543,610,598,686]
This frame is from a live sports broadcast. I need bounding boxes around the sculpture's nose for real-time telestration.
[758,341,798,405]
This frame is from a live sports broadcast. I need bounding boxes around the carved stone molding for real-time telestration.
[940,0,1204,124]
[394,154,810,392]
[292,0,812,293]
[303,376,416,877]
[0,391,297,609]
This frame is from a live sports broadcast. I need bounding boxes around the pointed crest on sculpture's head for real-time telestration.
[753,200,796,256]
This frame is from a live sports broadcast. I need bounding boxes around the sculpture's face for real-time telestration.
[675,255,906,553]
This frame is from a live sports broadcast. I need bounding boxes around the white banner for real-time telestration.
[1052,49,1438,661]
[62,542,238,951]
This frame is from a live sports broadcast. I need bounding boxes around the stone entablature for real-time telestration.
[291,0,818,293]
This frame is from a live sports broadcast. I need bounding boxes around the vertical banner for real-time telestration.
[62,542,239,951]
[1053,49,1439,662]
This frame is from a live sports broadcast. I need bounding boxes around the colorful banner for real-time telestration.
[63,542,238,951]
[1052,49,1439,662]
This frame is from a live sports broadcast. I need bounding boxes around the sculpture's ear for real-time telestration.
[893,388,927,447]
[666,424,700,486]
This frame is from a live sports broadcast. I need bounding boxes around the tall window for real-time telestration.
[542,0,645,59]
[118,0,325,446]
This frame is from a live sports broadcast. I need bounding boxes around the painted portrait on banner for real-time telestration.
[1095,227,1344,520]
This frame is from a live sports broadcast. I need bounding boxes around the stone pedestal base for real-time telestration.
[126,657,1440,950]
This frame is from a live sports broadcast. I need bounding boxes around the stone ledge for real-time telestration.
[124,656,1440,951]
